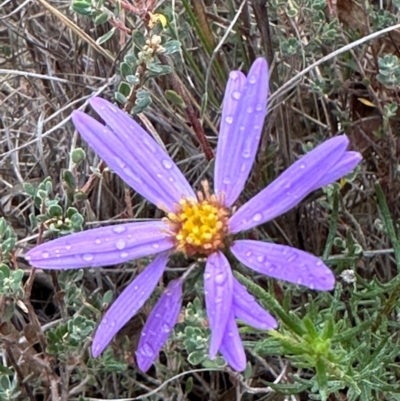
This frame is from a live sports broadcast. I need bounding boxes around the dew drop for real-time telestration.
[42,251,49,259]
[255,103,263,111]
[257,255,265,263]
[240,125,245,131]
[240,163,247,172]
[116,239,126,250]
[242,150,251,159]
[95,239,102,245]
[65,245,71,250]
[253,213,262,222]
[215,297,223,303]
[113,226,127,234]
[110,320,116,327]
[248,75,257,84]
[120,252,129,258]
[162,159,173,169]
[297,278,303,285]
[246,251,252,257]
[115,157,126,168]
[141,343,154,357]
[161,323,171,333]
[230,71,239,80]
[300,163,306,169]
[94,344,101,354]
[228,331,234,337]
[316,261,322,266]
[152,243,159,249]
[204,272,211,280]
[232,91,241,100]
[134,285,138,291]
[215,273,226,284]
[287,253,298,263]
[223,176,231,185]
[246,106,253,113]
[82,253,94,262]
[55,249,60,254]
[225,116,233,124]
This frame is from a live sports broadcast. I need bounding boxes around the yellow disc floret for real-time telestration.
[165,181,230,257]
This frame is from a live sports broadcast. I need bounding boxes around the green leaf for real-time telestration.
[163,40,181,54]
[94,12,109,25]
[125,75,140,84]
[118,82,131,97]
[96,28,116,45]
[120,62,133,78]
[165,90,185,108]
[71,148,86,164]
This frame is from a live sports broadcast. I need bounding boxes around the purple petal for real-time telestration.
[25,221,173,269]
[229,135,351,233]
[214,58,269,207]
[214,69,246,198]
[232,277,277,330]
[72,99,195,212]
[219,311,246,371]
[312,151,362,190]
[204,252,233,359]
[136,279,183,372]
[92,252,169,357]
[231,240,335,290]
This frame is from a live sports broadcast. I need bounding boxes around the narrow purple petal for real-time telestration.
[229,135,351,233]
[214,69,246,197]
[204,252,233,359]
[92,252,169,357]
[136,279,183,372]
[219,311,246,371]
[25,221,173,269]
[232,277,277,330]
[214,58,269,207]
[72,100,195,212]
[231,240,335,291]
[312,151,362,190]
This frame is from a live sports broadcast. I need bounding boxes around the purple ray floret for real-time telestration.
[25,57,362,373]
[136,279,183,371]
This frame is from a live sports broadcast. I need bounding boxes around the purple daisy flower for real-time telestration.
[25,58,362,372]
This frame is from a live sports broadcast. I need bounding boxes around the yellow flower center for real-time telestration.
[165,181,230,257]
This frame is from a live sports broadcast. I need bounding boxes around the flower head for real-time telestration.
[25,58,362,372]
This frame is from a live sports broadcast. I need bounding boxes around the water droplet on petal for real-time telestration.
[228,331,233,337]
[215,272,226,284]
[161,323,171,333]
[95,239,102,245]
[162,159,173,169]
[240,163,247,172]
[240,125,245,131]
[246,106,253,113]
[82,253,94,262]
[300,163,306,169]
[257,255,265,263]
[246,251,252,257]
[42,251,49,259]
[120,252,129,258]
[65,245,71,250]
[141,343,154,357]
[253,213,262,222]
[134,285,138,291]
[248,75,257,84]
[287,253,298,263]
[242,150,251,158]
[255,103,263,111]
[204,272,211,279]
[113,226,127,234]
[232,91,241,100]
[230,71,239,80]
[115,157,126,168]
[223,176,231,184]
[297,278,303,285]
[152,243,159,249]
[225,116,233,124]
[116,239,126,250]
